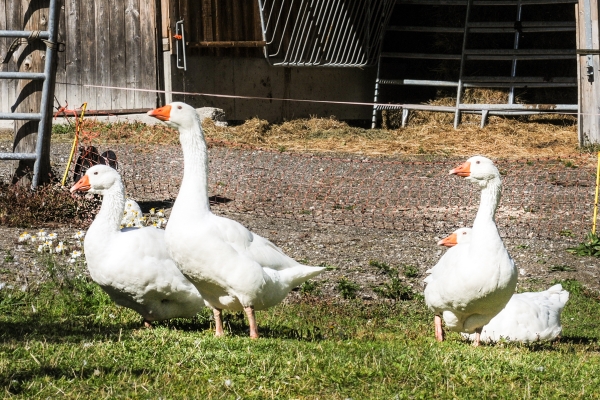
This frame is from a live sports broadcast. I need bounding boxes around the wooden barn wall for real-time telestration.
[0,0,159,114]
[170,0,263,57]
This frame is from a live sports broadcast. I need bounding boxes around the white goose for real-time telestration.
[462,283,569,343]
[70,165,205,326]
[435,228,569,343]
[147,102,325,338]
[424,156,518,346]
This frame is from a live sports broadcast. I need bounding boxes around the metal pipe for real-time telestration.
[0,72,46,80]
[0,113,43,120]
[0,153,37,160]
[0,30,50,38]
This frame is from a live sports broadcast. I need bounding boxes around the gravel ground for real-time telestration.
[0,141,598,298]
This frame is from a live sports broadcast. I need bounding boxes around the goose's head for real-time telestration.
[450,155,500,187]
[438,227,471,247]
[147,102,200,131]
[70,164,121,195]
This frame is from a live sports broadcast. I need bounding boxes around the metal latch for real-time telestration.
[174,20,186,71]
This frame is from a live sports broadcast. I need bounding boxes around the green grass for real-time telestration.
[1,259,600,398]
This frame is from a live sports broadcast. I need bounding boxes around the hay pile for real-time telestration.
[202,112,580,159]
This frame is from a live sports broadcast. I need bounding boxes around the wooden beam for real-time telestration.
[577,0,600,145]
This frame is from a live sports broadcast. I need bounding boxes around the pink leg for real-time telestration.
[472,327,482,347]
[434,315,444,342]
[244,305,259,339]
[143,320,153,329]
[213,308,224,337]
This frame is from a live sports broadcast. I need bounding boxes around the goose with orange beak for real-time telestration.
[70,165,205,326]
[424,156,517,347]
[147,102,325,339]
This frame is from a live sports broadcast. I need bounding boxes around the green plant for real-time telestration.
[566,233,600,257]
[3,250,14,263]
[336,277,360,299]
[369,260,394,275]
[403,264,419,278]
[373,277,414,301]
[549,264,575,272]
[300,280,321,296]
[559,229,574,237]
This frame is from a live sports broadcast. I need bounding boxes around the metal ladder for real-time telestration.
[0,0,60,188]
[372,0,579,129]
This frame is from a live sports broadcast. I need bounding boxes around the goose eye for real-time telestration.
[462,232,467,235]
[177,105,182,109]
[94,172,98,175]
[476,161,480,164]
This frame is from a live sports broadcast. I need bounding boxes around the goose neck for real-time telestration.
[91,184,126,234]
[474,177,502,224]
[178,124,211,213]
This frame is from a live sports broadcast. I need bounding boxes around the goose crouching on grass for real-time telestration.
[147,102,325,338]
[70,165,205,326]
[461,284,569,343]
[424,156,518,346]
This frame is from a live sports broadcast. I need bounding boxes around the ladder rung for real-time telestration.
[464,76,576,83]
[464,49,575,60]
[0,30,50,39]
[0,72,46,80]
[0,113,43,121]
[381,52,461,60]
[379,79,459,87]
[468,21,575,33]
[0,152,37,161]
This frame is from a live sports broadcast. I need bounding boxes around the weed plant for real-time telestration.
[0,183,99,227]
[567,233,600,257]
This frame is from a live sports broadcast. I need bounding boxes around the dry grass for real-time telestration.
[202,112,580,159]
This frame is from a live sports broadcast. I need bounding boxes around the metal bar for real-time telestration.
[372,57,383,128]
[32,0,59,188]
[397,0,577,4]
[186,41,267,48]
[0,30,50,38]
[509,1,523,104]
[382,78,575,87]
[0,113,43,120]
[0,72,46,80]
[0,153,37,160]
[387,26,465,33]
[454,0,472,128]
[380,52,462,59]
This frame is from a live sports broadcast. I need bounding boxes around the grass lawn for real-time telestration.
[0,256,599,399]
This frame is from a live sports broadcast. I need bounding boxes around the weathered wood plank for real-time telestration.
[109,1,127,109]
[0,0,8,114]
[125,0,141,108]
[95,1,111,110]
[6,0,21,112]
[65,0,82,107]
[54,0,67,109]
[80,1,96,109]
[140,0,156,108]
[201,0,214,41]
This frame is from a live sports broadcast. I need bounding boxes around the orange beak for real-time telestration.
[450,161,471,177]
[70,175,91,193]
[147,105,172,122]
[438,233,458,247]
